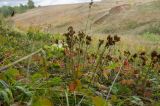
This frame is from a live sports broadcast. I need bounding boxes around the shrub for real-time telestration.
[0,0,35,17]
[142,22,160,35]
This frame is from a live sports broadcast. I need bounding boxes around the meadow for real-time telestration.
[0,0,160,106]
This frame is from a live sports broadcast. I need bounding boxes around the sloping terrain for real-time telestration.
[12,0,158,34]
[94,0,160,34]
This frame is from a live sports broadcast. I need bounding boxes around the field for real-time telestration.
[0,0,160,106]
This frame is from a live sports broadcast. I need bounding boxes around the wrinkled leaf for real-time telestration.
[32,97,53,106]
[49,77,62,85]
[92,96,109,106]
[31,73,43,81]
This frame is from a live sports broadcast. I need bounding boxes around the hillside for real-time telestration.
[12,0,158,34]
[94,0,160,35]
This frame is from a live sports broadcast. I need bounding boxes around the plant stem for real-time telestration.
[77,95,85,106]
[27,43,34,78]
[105,60,124,100]
[65,91,70,106]
[0,48,43,72]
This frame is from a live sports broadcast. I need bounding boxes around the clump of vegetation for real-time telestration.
[142,23,160,35]
[0,0,35,17]
[0,24,160,105]
[141,32,160,43]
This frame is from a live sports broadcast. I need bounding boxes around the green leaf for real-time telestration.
[49,77,62,85]
[32,97,53,106]
[132,96,141,101]
[0,89,10,104]
[52,63,60,69]
[92,96,109,106]
[107,62,118,70]
[112,85,119,94]
[0,80,9,88]
[3,68,20,83]
[31,73,43,81]
[5,88,13,102]
[5,68,20,78]
[15,86,32,97]
[111,95,118,103]
[131,96,144,106]
[112,83,131,95]
[154,102,160,106]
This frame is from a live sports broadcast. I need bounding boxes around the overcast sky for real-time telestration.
[0,0,101,7]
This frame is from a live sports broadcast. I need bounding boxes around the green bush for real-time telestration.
[0,6,14,17]
[27,0,35,9]
[141,32,160,42]
[0,0,35,17]
[143,23,160,35]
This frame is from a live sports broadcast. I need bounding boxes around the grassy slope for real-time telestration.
[95,0,160,35]
[12,0,156,34]
[11,0,160,52]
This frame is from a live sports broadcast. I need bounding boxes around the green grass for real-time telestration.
[141,32,160,42]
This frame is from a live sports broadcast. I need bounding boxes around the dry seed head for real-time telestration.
[67,26,75,37]
[98,39,104,48]
[55,39,59,44]
[132,53,137,58]
[78,31,85,41]
[86,36,92,41]
[114,35,120,42]
[106,55,112,61]
[63,27,77,49]
[107,35,112,41]
[86,36,92,45]
[105,35,115,47]
[140,51,146,56]
[68,26,73,32]
[124,51,131,56]
[157,54,160,60]
[91,54,97,58]
[76,48,83,54]
[89,0,94,8]
[151,51,158,59]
